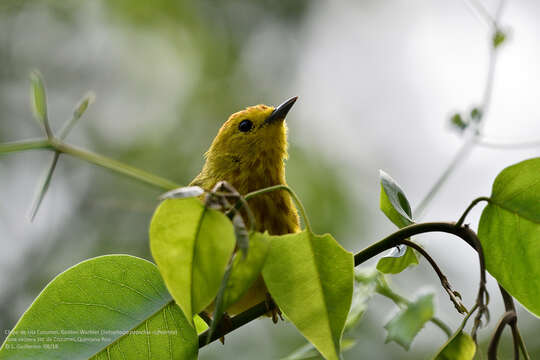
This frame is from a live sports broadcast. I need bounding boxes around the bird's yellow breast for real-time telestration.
[190,104,300,235]
[190,102,300,315]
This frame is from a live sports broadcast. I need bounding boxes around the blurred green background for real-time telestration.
[1,0,539,358]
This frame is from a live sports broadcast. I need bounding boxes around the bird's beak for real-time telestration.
[265,96,298,124]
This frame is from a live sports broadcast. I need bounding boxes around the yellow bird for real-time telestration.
[190,97,300,314]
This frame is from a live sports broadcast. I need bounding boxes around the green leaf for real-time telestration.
[0,255,197,360]
[149,198,236,322]
[222,231,270,310]
[384,293,434,350]
[57,92,96,140]
[433,331,476,360]
[380,170,413,228]
[281,342,321,360]
[73,91,95,120]
[378,172,417,274]
[28,152,60,221]
[29,70,48,126]
[493,29,506,48]
[377,246,418,274]
[341,338,357,353]
[193,314,209,334]
[450,113,467,131]
[478,157,540,316]
[262,231,354,360]
[280,338,356,360]
[470,107,482,122]
[205,232,270,341]
[206,263,233,344]
[354,267,379,284]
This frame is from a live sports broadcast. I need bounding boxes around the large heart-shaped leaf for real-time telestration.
[0,255,197,360]
[262,231,353,360]
[478,158,540,316]
[150,198,236,321]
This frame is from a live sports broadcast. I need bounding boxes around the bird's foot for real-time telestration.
[219,313,233,344]
[265,293,283,324]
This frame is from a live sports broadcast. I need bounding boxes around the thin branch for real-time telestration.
[57,92,95,140]
[499,285,530,360]
[199,222,488,348]
[494,0,506,21]
[211,181,256,233]
[475,137,540,149]
[0,137,179,190]
[353,223,482,267]
[354,223,488,340]
[460,302,479,331]
[198,301,268,346]
[54,141,179,190]
[401,239,467,313]
[463,0,497,27]
[456,196,491,227]
[487,311,517,360]
[0,139,52,154]
[430,317,453,339]
[28,151,60,221]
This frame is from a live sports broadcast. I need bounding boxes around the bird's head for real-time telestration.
[205,97,297,168]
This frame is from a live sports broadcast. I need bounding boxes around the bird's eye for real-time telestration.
[238,119,253,132]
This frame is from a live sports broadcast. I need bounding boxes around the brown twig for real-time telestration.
[401,239,467,314]
[199,221,489,348]
[487,310,517,360]
[456,196,491,227]
[498,285,530,360]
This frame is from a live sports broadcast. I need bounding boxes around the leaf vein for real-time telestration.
[85,274,154,302]
[56,301,139,321]
[307,233,337,354]
[488,200,540,225]
[163,303,173,360]
[190,204,208,316]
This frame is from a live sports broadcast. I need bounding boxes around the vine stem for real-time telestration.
[487,311,517,360]
[401,239,467,314]
[476,137,540,149]
[199,221,488,347]
[456,196,491,227]
[498,285,530,360]
[354,222,481,266]
[0,139,52,153]
[355,222,488,340]
[0,138,179,190]
[245,185,313,234]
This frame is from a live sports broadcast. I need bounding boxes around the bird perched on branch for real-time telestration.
[190,97,300,315]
